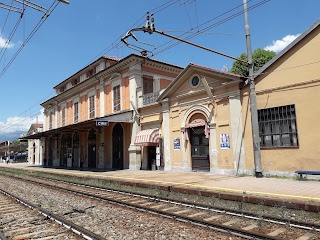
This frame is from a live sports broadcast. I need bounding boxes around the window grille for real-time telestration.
[74,102,79,123]
[258,104,299,148]
[113,85,121,112]
[143,76,153,94]
[89,96,95,119]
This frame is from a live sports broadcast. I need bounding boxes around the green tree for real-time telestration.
[230,48,276,77]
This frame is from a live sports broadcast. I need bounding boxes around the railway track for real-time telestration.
[0,187,106,240]
[2,174,320,240]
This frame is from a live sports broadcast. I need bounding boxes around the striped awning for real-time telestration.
[134,128,160,146]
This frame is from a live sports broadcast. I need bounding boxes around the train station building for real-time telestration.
[23,19,320,176]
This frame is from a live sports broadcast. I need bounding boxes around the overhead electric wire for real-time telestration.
[152,0,270,57]
[0,0,60,80]
[0,0,15,36]
[88,0,179,64]
[152,0,257,53]
[0,10,23,63]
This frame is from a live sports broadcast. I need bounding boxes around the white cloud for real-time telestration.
[264,34,301,53]
[0,109,44,134]
[0,35,14,49]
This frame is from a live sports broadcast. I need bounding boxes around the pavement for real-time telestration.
[1,162,319,212]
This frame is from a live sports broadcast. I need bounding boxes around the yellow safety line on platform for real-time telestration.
[68,172,320,202]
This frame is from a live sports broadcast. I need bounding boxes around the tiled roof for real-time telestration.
[103,56,120,62]
[189,63,242,77]
[31,123,43,129]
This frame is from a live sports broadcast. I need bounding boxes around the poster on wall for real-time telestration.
[220,133,230,149]
[174,138,180,150]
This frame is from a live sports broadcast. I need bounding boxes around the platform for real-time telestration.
[1,163,319,212]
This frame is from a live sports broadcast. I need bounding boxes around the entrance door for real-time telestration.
[112,123,123,170]
[48,137,53,166]
[33,143,36,164]
[73,132,80,167]
[60,135,67,166]
[190,127,210,171]
[88,129,96,168]
[147,146,156,170]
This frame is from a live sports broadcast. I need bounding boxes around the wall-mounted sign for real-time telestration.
[96,120,109,126]
[174,137,180,150]
[220,133,230,149]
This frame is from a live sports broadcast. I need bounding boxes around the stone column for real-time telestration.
[209,123,218,173]
[40,137,45,165]
[229,93,245,174]
[162,98,171,171]
[128,65,142,169]
[98,128,105,168]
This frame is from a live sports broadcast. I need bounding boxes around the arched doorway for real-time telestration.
[112,123,123,170]
[190,126,210,171]
[60,134,67,166]
[48,137,53,166]
[61,133,72,167]
[88,129,96,168]
[73,132,80,167]
[32,142,36,164]
[186,112,210,172]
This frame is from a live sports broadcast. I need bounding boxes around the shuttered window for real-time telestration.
[74,102,79,123]
[89,96,95,119]
[113,85,120,112]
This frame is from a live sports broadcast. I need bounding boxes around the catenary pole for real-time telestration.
[243,0,263,178]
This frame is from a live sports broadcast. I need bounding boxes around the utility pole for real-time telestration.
[243,0,263,178]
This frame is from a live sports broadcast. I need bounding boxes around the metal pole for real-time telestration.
[243,0,263,178]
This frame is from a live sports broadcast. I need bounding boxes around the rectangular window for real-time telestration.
[89,96,95,119]
[86,69,95,78]
[258,104,298,148]
[74,102,79,123]
[113,85,121,112]
[143,76,153,94]
[60,86,65,93]
[61,107,66,127]
[49,113,53,130]
[72,78,79,86]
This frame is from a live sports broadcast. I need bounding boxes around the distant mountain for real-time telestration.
[0,132,26,142]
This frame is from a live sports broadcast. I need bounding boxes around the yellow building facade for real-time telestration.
[139,20,320,176]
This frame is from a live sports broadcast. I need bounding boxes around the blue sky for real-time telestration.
[0,0,319,140]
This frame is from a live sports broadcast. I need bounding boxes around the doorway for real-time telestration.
[88,129,96,168]
[48,137,53,166]
[190,126,210,171]
[112,123,124,170]
[73,132,80,167]
[147,146,156,170]
[33,142,36,164]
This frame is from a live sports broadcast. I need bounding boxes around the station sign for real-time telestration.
[96,120,109,126]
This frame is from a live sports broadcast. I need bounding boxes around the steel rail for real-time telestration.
[44,176,320,232]
[0,187,105,240]
[3,175,281,240]
[2,173,320,239]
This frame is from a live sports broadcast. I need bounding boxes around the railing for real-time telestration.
[143,91,160,105]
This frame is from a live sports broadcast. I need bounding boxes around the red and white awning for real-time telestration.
[134,128,160,146]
